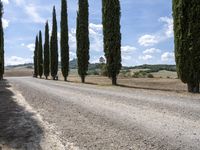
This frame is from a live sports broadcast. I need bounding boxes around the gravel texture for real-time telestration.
[6,77,200,150]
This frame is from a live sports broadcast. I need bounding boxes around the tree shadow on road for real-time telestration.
[0,80,44,150]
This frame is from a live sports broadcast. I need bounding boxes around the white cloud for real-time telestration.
[143,48,161,54]
[159,17,173,38]
[6,56,32,66]
[161,52,174,62]
[2,18,9,29]
[139,55,153,61]
[122,55,132,60]
[26,43,35,51]
[89,23,103,52]
[89,23,102,31]
[25,4,45,23]
[138,35,158,47]
[121,45,137,53]
[138,16,173,47]
[2,0,9,4]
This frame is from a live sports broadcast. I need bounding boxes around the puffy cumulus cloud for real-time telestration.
[2,0,9,4]
[2,18,9,29]
[143,48,161,54]
[138,35,158,47]
[161,52,174,62]
[138,17,174,47]
[139,55,153,61]
[5,56,32,66]
[121,45,137,53]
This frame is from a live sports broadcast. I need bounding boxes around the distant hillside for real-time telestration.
[6,60,176,73]
[126,64,176,72]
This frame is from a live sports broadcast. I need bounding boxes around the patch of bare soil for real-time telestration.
[4,68,33,77]
[0,80,67,150]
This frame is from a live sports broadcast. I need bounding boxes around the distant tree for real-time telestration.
[50,6,58,80]
[44,21,50,79]
[99,56,107,76]
[99,56,105,64]
[76,0,90,83]
[102,0,122,85]
[38,31,43,78]
[173,0,200,93]
[34,35,39,78]
[0,1,4,80]
[61,0,69,81]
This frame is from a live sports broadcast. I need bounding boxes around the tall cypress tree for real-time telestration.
[0,1,4,80]
[173,0,200,93]
[60,0,69,81]
[38,30,43,78]
[102,0,121,85]
[44,21,50,79]
[34,35,39,78]
[50,6,58,80]
[76,0,90,83]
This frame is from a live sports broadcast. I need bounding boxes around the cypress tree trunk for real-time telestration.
[76,0,90,83]
[173,0,200,93]
[44,21,50,80]
[34,36,39,78]
[50,6,58,80]
[102,0,122,86]
[38,31,43,78]
[61,0,69,81]
[0,1,4,81]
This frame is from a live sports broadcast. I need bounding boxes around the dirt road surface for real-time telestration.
[2,77,200,150]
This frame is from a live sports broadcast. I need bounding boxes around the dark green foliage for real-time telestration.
[61,0,69,81]
[76,0,90,83]
[173,0,200,93]
[38,31,43,78]
[50,6,58,80]
[102,0,122,85]
[0,1,4,80]
[34,36,38,78]
[44,21,50,79]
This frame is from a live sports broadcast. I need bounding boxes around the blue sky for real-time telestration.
[2,0,174,66]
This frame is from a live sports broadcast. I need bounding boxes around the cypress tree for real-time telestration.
[102,0,122,85]
[50,6,58,80]
[76,0,90,83]
[0,1,4,80]
[34,35,39,78]
[60,0,69,81]
[38,30,43,78]
[44,21,50,79]
[173,0,200,93]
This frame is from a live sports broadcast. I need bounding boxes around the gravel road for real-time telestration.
[7,77,200,150]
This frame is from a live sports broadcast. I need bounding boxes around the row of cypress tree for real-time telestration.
[0,0,4,81]
[33,0,121,85]
[34,3,64,80]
